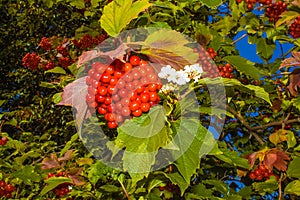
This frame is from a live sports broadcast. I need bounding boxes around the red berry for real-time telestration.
[100,73,111,83]
[254,169,262,176]
[129,55,141,66]
[124,63,132,72]
[129,101,140,111]
[249,172,256,180]
[132,109,142,117]
[0,180,5,188]
[140,93,150,103]
[105,65,115,74]
[97,107,107,115]
[5,184,15,192]
[108,121,117,129]
[141,103,151,112]
[121,107,131,117]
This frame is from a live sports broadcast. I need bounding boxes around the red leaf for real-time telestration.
[67,168,85,186]
[287,68,300,97]
[246,152,258,167]
[280,52,300,69]
[264,152,277,170]
[77,42,128,68]
[58,150,75,162]
[42,153,60,169]
[264,149,290,171]
[57,76,92,130]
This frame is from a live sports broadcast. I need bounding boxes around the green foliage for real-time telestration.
[1,0,300,199]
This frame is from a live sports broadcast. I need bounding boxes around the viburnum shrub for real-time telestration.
[1,0,300,199]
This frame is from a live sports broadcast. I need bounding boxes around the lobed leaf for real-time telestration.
[100,0,152,36]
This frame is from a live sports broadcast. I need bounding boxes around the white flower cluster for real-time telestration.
[158,63,203,86]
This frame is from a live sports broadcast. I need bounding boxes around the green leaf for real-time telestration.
[52,92,62,104]
[287,157,300,179]
[45,66,66,75]
[203,180,228,195]
[69,0,85,9]
[99,185,122,192]
[242,84,272,105]
[252,176,278,195]
[116,106,170,175]
[285,180,300,196]
[287,131,297,148]
[10,165,41,184]
[40,82,57,89]
[215,143,250,169]
[100,0,152,36]
[0,100,6,107]
[256,38,275,60]
[159,172,189,196]
[41,177,73,196]
[276,11,300,27]
[200,0,222,8]
[170,119,206,183]
[292,96,300,112]
[223,56,261,80]
[60,133,79,157]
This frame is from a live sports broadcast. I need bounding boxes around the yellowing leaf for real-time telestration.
[77,158,94,166]
[141,29,198,70]
[276,11,299,28]
[269,129,289,146]
[100,0,152,36]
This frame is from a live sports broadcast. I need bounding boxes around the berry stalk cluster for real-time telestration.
[289,16,300,38]
[0,180,15,199]
[86,55,162,129]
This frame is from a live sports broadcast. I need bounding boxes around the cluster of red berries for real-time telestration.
[236,0,287,21]
[197,47,219,78]
[237,0,272,10]
[0,180,15,199]
[86,55,162,129]
[207,47,218,59]
[23,33,107,71]
[72,33,108,49]
[218,63,235,78]
[22,52,41,70]
[265,1,287,22]
[289,16,300,38]
[46,172,73,198]
[39,37,52,51]
[249,165,278,181]
[0,136,8,146]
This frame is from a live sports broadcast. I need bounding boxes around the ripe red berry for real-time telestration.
[5,184,15,192]
[129,101,140,111]
[249,172,256,180]
[108,121,118,129]
[124,63,133,72]
[132,109,142,117]
[141,102,151,112]
[129,55,141,66]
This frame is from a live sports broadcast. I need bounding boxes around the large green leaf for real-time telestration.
[285,180,300,196]
[141,29,198,70]
[200,0,222,8]
[116,106,170,176]
[170,119,203,183]
[41,177,73,196]
[287,157,300,179]
[223,56,261,80]
[100,0,152,36]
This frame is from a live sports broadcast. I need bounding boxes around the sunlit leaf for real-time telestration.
[100,0,152,36]
[141,29,198,70]
[41,177,73,196]
[285,180,300,196]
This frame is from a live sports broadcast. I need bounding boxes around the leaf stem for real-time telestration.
[118,178,131,200]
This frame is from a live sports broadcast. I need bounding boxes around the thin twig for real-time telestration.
[252,118,300,131]
[226,105,265,145]
[231,33,247,44]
